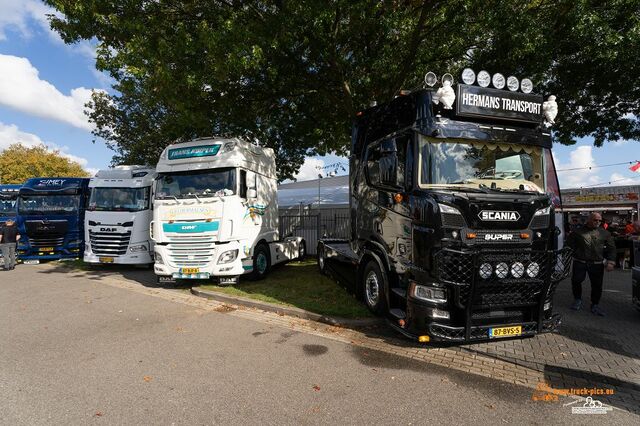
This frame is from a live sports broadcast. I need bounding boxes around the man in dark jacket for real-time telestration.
[566,212,616,316]
[0,219,20,270]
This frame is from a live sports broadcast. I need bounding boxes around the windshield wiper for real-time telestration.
[438,184,489,194]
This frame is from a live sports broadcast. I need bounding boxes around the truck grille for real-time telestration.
[436,249,554,309]
[166,235,215,268]
[89,231,131,256]
[28,236,64,248]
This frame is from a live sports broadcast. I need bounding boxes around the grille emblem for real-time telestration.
[478,210,521,221]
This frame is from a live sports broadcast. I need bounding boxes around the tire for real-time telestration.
[249,244,270,281]
[361,260,388,315]
[317,244,327,275]
[297,240,306,261]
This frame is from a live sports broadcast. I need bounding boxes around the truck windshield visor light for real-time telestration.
[520,78,533,94]
[461,68,475,85]
[413,284,447,303]
[477,70,490,87]
[534,206,551,216]
[218,249,239,264]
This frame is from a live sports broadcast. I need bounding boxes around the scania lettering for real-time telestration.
[16,178,90,262]
[152,137,304,283]
[318,69,571,343]
[84,166,156,266]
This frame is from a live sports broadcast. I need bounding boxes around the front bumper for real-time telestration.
[18,247,82,260]
[398,247,572,342]
[153,242,252,279]
[84,250,153,265]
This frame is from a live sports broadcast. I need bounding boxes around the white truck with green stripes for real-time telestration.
[152,137,305,284]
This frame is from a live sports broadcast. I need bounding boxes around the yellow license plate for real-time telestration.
[489,326,522,338]
[181,268,200,274]
[40,247,54,252]
[99,257,114,263]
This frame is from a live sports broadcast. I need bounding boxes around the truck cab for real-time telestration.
[318,71,571,343]
[84,166,156,265]
[152,137,303,284]
[16,178,90,262]
[0,184,20,227]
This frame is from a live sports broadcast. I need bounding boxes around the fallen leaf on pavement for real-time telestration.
[95,411,103,417]
[312,385,320,391]
[143,376,153,382]
[486,404,496,409]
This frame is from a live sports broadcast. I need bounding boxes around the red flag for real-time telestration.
[630,161,640,173]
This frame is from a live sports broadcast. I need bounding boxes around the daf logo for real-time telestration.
[478,210,521,221]
[484,234,514,241]
[100,227,117,232]
[181,225,197,230]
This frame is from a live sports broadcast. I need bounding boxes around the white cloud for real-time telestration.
[0,122,93,172]
[0,0,96,59]
[287,156,349,182]
[0,54,96,130]
[554,146,601,189]
[609,172,640,186]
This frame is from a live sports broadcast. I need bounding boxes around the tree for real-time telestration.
[45,0,639,180]
[0,144,90,184]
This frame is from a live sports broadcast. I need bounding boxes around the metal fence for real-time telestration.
[278,211,350,255]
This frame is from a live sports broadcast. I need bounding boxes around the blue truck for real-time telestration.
[16,178,91,262]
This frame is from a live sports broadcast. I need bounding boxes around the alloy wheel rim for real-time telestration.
[365,270,380,307]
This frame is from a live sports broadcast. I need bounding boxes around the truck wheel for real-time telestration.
[362,260,388,315]
[317,245,327,275]
[249,244,270,280]
[297,240,306,261]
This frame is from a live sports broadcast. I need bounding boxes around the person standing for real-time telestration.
[566,212,616,316]
[0,219,20,271]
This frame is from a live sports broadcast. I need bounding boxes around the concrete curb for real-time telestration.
[190,287,383,328]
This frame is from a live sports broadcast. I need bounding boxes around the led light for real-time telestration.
[492,73,505,89]
[129,244,148,253]
[534,206,551,216]
[511,262,525,278]
[413,284,447,303]
[461,68,476,85]
[418,335,430,343]
[479,263,493,279]
[218,249,239,264]
[467,232,477,239]
[544,301,551,311]
[428,308,450,319]
[496,262,509,279]
[526,262,540,278]
[477,70,491,87]
[521,78,533,93]
[507,76,519,91]
[451,230,459,239]
[438,203,461,215]
[442,73,454,85]
[536,232,542,238]
[424,71,437,87]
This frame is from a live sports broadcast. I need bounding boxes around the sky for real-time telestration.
[0,0,638,188]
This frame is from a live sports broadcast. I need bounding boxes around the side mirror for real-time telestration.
[247,188,257,199]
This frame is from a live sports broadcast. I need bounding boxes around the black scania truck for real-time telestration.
[318,70,571,343]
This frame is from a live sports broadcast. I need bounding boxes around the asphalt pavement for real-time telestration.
[0,264,638,425]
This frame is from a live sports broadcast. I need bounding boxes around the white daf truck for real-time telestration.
[84,166,156,265]
[152,137,305,284]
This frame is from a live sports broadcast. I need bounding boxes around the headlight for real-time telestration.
[534,206,551,216]
[129,243,148,253]
[520,78,533,94]
[461,68,476,85]
[526,262,540,278]
[427,308,450,319]
[492,73,505,89]
[511,262,525,278]
[495,262,509,279]
[479,263,493,279]
[413,284,447,303]
[438,203,461,215]
[507,76,519,91]
[155,251,164,265]
[477,70,491,87]
[217,249,238,264]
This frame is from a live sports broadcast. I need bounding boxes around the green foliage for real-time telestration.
[45,1,640,179]
[0,144,90,184]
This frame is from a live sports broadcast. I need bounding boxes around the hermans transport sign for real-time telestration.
[168,145,221,160]
[456,84,543,124]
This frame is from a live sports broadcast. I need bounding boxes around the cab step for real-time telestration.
[390,308,406,320]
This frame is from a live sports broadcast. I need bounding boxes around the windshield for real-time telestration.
[419,137,548,193]
[18,195,80,215]
[155,168,236,199]
[0,197,17,217]
[88,187,150,212]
